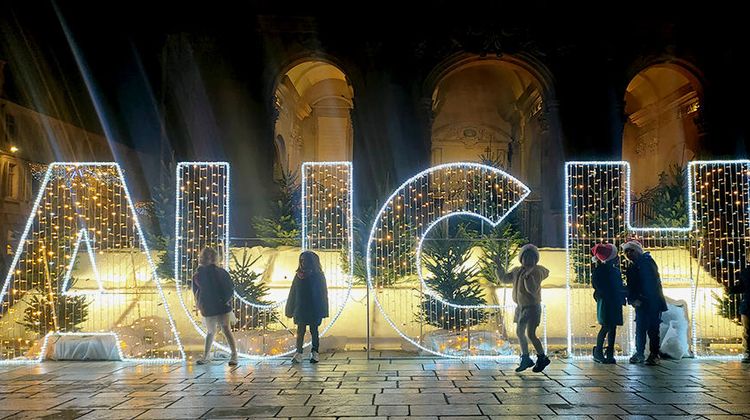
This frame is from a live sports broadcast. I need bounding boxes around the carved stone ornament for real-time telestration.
[635,131,658,155]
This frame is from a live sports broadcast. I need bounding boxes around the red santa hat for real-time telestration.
[591,243,617,263]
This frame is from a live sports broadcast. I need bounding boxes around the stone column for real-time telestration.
[540,99,565,247]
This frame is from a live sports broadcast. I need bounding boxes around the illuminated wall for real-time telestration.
[0,163,184,363]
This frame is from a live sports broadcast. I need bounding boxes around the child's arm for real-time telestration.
[321,276,330,318]
[495,266,516,284]
[191,273,199,295]
[221,270,234,303]
[285,278,297,319]
[523,266,548,297]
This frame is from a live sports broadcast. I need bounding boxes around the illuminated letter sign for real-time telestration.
[0,163,184,363]
[174,162,352,358]
[566,160,750,359]
[366,163,534,358]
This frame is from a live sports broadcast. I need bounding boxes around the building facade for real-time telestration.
[0,61,113,273]
[154,13,746,246]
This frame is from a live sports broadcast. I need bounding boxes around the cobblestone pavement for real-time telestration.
[1,352,749,419]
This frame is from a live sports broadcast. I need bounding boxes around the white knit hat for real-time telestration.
[620,239,644,254]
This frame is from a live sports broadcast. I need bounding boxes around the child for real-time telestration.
[500,244,550,372]
[286,251,329,363]
[591,243,624,364]
[621,239,668,366]
[192,247,238,366]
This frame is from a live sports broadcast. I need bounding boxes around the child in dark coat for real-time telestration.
[591,243,624,364]
[621,239,668,366]
[286,251,329,363]
[192,247,238,366]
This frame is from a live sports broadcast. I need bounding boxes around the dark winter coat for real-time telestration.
[624,252,668,314]
[730,268,750,316]
[285,271,329,325]
[592,259,625,326]
[192,264,234,317]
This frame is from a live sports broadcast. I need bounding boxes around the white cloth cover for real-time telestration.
[658,298,692,359]
[51,334,121,361]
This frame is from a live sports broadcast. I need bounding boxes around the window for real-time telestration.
[5,114,16,140]
[5,163,17,199]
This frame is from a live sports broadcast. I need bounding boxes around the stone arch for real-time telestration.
[425,53,563,245]
[622,61,704,196]
[272,58,354,175]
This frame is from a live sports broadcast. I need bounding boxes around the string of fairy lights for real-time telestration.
[366,162,537,359]
[565,160,750,359]
[0,163,184,364]
[300,162,354,349]
[174,162,353,358]
[3,159,747,363]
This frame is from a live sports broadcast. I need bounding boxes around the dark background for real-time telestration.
[1,1,747,238]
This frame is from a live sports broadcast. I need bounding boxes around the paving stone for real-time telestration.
[618,404,688,415]
[111,397,180,409]
[408,404,482,416]
[548,403,629,415]
[673,404,732,415]
[713,404,750,414]
[75,409,147,419]
[0,397,75,411]
[245,394,309,406]
[205,406,281,417]
[134,408,211,419]
[306,394,373,405]
[276,405,313,417]
[309,405,377,416]
[56,396,132,409]
[479,403,555,415]
[373,392,446,405]
[375,405,408,416]
[639,392,726,404]
[4,410,91,419]
[167,395,251,408]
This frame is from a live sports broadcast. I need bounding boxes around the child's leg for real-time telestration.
[296,324,307,353]
[607,325,617,359]
[606,325,617,353]
[220,323,237,358]
[526,322,544,356]
[646,315,661,357]
[516,319,529,355]
[310,324,320,353]
[634,310,647,356]
[203,332,215,360]
[596,325,608,350]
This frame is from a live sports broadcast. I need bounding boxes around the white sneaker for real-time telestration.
[310,351,320,363]
[291,352,304,363]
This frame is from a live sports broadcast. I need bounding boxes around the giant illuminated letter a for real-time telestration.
[0,163,184,363]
